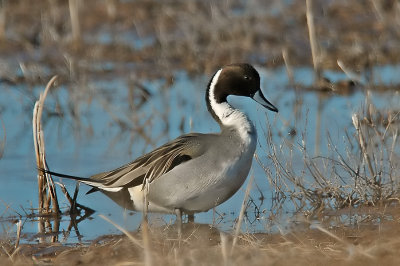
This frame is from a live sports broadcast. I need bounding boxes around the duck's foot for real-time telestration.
[188,214,194,223]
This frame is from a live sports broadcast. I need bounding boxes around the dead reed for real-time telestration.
[32,75,60,215]
[0,116,5,159]
[305,0,322,85]
[0,0,6,41]
[231,174,254,253]
[68,0,81,47]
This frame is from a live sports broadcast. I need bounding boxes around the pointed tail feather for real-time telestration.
[38,168,123,192]
[39,168,86,181]
[39,168,103,186]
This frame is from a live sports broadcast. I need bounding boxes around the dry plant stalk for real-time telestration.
[352,113,375,179]
[141,220,153,266]
[69,0,81,46]
[306,0,322,84]
[33,75,60,214]
[315,225,375,259]
[0,0,6,40]
[231,174,254,254]
[98,214,143,248]
[98,214,152,265]
[337,60,363,84]
[220,232,230,266]
[106,0,117,20]
[0,116,5,159]
[141,178,153,266]
[14,220,22,249]
[282,48,294,86]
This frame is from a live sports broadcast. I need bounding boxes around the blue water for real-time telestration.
[0,65,399,243]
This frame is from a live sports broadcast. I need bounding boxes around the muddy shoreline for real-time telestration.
[3,211,400,265]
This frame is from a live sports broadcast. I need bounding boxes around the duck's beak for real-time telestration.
[252,90,278,112]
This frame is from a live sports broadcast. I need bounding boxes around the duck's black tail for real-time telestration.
[38,168,104,192]
[39,168,89,182]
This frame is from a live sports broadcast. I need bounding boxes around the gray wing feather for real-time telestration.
[89,133,206,189]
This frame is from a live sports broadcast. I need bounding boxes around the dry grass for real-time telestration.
[258,92,400,216]
[1,0,399,84]
[3,215,400,265]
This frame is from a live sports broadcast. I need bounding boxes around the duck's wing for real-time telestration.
[89,133,208,190]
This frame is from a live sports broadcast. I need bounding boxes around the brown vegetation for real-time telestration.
[1,0,400,83]
[3,211,400,265]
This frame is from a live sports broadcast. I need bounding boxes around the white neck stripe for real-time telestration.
[208,69,255,141]
[209,69,232,120]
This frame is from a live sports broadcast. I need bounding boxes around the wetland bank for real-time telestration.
[1,0,400,265]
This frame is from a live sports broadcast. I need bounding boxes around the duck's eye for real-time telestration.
[244,75,250,80]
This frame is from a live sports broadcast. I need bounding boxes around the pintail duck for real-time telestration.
[43,63,278,227]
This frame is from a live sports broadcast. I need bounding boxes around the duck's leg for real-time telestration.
[174,208,182,237]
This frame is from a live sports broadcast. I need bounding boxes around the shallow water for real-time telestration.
[0,64,399,244]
